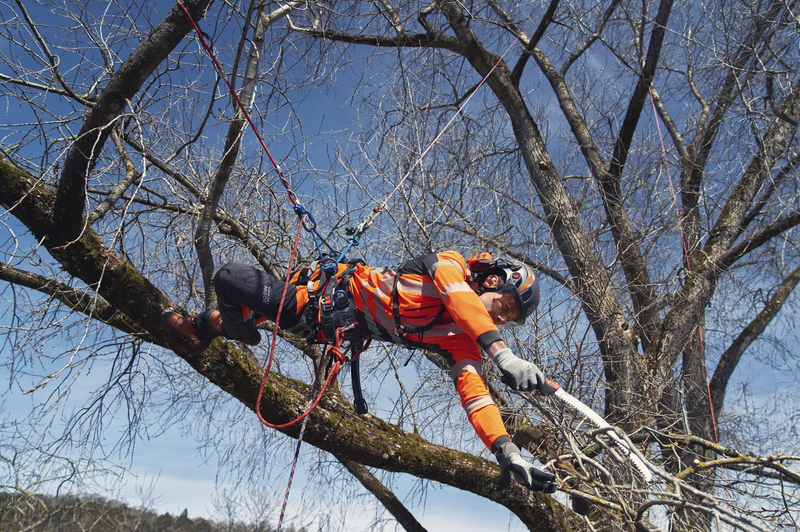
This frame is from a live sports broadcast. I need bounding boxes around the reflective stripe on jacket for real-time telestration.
[349,250,502,365]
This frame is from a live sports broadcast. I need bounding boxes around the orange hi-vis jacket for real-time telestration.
[290,250,509,450]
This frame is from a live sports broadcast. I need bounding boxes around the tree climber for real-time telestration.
[162,251,556,493]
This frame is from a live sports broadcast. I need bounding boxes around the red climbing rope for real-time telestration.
[177,6,372,530]
[176,0,299,205]
[249,219,368,431]
[178,0,374,432]
[648,88,720,443]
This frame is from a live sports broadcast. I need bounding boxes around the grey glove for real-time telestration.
[491,348,546,392]
[494,441,556,493]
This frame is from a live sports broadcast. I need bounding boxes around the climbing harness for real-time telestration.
[296,259,366,345]
[292,258,373,413]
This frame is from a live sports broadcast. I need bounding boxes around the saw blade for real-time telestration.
[553,388,653,482]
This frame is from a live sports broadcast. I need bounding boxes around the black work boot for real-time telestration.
[195,309,261,346]
[161,311,215,349]
[192,310,225,345]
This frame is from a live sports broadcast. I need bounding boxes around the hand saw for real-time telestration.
[539,379,653,482]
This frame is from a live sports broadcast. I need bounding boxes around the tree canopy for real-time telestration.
[1,0,799,531]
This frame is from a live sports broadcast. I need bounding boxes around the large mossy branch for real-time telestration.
[0,157,581,532]
[0,261,147,338]
[177,339,577,530]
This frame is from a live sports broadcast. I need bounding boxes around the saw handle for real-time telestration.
[537,378,560,395]
[498,376,560,395]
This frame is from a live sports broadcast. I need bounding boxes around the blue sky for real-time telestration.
[2,1,799,530]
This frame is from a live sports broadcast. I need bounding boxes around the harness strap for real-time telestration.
[350,340,372,414]
[303,260,320,300]
[391,266,447,343]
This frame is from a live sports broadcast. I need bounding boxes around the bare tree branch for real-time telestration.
[337,455,428,532]
[50,0,216,245]
[709,263,800,413]
[0,261,146,338]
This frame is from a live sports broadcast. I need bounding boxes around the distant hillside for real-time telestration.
[0,492,297,532]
